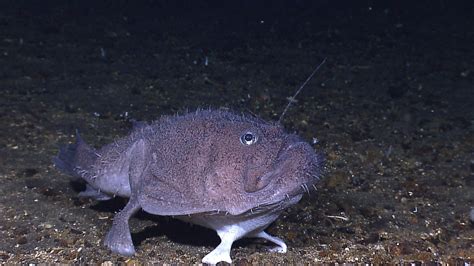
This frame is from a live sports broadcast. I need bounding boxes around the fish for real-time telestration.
[53,109,323,264]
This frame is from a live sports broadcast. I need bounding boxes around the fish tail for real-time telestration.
[53,130,98,181]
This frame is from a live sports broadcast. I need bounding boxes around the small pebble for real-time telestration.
[16,236,27,245]
[44,223,53,229]
[0,252,10,260]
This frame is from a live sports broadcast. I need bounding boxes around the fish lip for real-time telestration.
[273,140,308,166]
[282,140,307,152]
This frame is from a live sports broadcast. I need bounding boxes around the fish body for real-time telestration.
[54,109,323,264]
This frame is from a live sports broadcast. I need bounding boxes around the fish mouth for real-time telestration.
[243,137,322,211]
[272,138,323,194]
[245,136,322,197]
[242,139,305,193]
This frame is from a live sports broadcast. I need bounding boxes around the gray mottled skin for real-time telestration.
[54,109,323,264]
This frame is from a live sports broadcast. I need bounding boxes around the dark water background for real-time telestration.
[0,0,473,263]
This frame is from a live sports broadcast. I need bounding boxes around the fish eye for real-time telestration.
[240,132,257,145]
